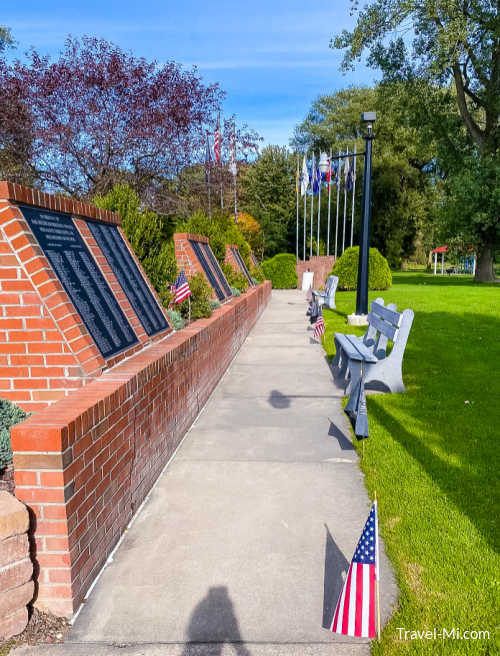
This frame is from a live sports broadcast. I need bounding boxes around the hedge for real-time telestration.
[262,253,298,289]
[332,247,392,290]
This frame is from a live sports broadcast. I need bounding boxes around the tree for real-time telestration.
[4,36,223,205]
[240,146,296,257]
[235,212,264,259]
[0,27,13,56]
[331,0,500,280]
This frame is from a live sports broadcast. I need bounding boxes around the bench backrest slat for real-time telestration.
[367,311,398,341]
[372,301,400,326]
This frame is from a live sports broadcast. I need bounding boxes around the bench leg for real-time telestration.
[344,364,369,438]
[364,359,406,393]
[345,358,362,396]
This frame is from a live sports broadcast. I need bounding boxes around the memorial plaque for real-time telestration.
[231,247,253,285]
[87,221,169,337]
[189,240,225,300]
[202,243,232,297]
[20,205,138,359]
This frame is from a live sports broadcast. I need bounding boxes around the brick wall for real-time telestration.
[296,256,335,290]
[11,282,271,617]
[0,491,34,639]
[0,186,171,412]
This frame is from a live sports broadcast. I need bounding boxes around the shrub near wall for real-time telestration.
[262,253,298,289]
[332,246,392,290]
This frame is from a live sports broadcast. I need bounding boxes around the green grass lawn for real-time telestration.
[322,272,499,656]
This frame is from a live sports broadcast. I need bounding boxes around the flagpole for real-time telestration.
[310,153,315,259]
[327,148,332,256]
[296,153,299,261]
[350,144,357,247]
[303,154,307,261]
[342,146,349,253]
[335,151,341,260]
[317,163,321,256]
[206,131,212,220]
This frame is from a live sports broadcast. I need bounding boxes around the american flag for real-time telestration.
[172,270,191,304]
[214,112,221,164]
[314,312,325,340]
[330,501,379,638]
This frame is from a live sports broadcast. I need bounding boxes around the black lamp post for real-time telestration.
[355,112,376,316]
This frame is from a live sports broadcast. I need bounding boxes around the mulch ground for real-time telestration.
[0,607,70,654]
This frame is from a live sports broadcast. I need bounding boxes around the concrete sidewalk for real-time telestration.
[14,290,397,656]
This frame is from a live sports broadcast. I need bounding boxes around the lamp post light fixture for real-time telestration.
[349,112,376,325]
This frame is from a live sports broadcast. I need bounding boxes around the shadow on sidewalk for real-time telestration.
[182,586,252,656]
[322,524,349,629]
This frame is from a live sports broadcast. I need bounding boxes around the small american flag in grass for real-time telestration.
[314,312,325,340]
[330,501,379,638]
[172,270,191,304]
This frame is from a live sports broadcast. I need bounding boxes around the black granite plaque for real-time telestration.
[201,243,233,297]
[189,240,225,301]
[87,222,169,337]
[231,247,253,285]
[20,205,138,359]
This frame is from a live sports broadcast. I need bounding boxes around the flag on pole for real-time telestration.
[335,160,341,188]
[329,501,379,638]
[313,165,319,195]
[301,155,309,196]
[326,156,331,190]
[313,310,325,340]
[229,122,237,176]
[295,158,300,195]
[172,270,191,305]
[346,156,354,192]
[214,112,221,164]
[205,132,212,183]
[344,155,351,189]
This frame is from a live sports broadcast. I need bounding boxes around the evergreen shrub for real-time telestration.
[262,253,298,289]
[166,309,184,330]
[332,247,392,290]
[0,398,29,470]
[178,273,212,320]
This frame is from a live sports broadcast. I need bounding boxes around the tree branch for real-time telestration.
[452,63,487,149]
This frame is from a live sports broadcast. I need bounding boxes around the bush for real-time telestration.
[166,309,184,330]
[0,398,29,470]
[250,265,265,284]
[210,300,221,311]
[94,184,178,305]
[230,286,241,297]
[261,253,298,289]
[178,273,212,321]
[332,247,392,290]
[221,263,248,293]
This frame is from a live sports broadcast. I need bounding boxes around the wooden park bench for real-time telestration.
[312,275,338,310]
[332,298,414,394]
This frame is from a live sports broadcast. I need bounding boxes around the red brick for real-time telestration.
[45,536,70,552]
[13,471,38,487]
[40,471,65,487]
[42,506,67,520]
[15,488,65,504]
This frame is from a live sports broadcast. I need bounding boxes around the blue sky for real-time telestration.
[4,0,377,149]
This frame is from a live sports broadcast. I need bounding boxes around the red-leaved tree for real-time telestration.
[5,36,224,201]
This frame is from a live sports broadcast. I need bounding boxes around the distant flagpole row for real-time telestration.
[298,147,359,260]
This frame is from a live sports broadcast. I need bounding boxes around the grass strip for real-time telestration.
[322,272,499,655]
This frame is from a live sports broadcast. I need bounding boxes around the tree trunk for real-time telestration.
[474,244,499,282]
